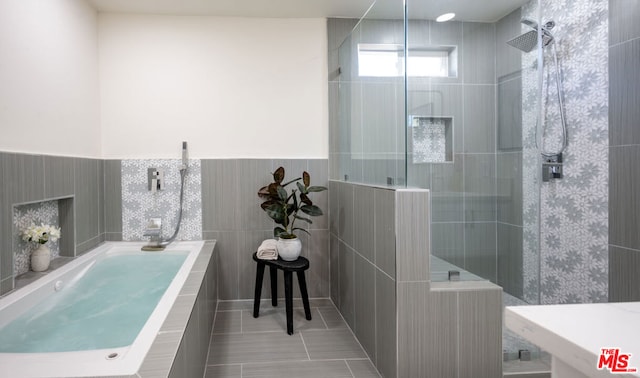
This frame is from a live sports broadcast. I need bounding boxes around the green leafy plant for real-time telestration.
[258,166,327,239]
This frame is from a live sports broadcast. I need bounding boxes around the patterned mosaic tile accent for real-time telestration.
[521,0,608,304]
[12,201,61,275]
[121,159,202,241]
[411,117,447,163]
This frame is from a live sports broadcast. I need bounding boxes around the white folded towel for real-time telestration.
[257,239,278,260]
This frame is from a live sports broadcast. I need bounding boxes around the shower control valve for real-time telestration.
[542,153,563,182]
[148,168,164,192]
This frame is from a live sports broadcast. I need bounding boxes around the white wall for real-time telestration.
[0,0,101,158]
[99,14,328,159]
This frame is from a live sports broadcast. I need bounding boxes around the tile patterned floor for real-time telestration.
[205,299,381,378]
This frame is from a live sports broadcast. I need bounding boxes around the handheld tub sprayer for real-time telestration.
[141,141,189,251]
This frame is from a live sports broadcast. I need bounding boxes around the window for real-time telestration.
[357,44,457,78]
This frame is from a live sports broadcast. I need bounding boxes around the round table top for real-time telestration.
[252,252,309,271]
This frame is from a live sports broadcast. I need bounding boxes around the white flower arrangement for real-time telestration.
[21,224,61,245]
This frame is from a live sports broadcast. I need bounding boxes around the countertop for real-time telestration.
[505,302,640,377]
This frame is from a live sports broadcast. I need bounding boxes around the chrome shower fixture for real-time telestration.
[506,18,556,53]
[142,141,189,251]
[506,17,568,167]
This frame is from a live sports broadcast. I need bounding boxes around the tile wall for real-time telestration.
[105,157,330,301]
[521,0,609,304]
[0,153,106,295]
[330,0,612,306]
[329,180,398,377]
[330,180,502,377]
[609,0,640,301]
[1,155,330,301]
[200,159,329,301]
[120,159,202,241]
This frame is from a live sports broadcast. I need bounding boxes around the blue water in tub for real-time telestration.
[0,253,186,353]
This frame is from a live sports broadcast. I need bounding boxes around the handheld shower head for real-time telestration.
[181,141,188,171]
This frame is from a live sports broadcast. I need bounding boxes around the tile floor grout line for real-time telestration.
[325,301,371,362]
[316,307,330,329]
[344,359,356,378]
[202,304,219,378]
[240,309,243,333]
[215,329,306,335]
[239,357,372,364]
[299,332,312,360]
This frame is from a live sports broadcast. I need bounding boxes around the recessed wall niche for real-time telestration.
[409,116,453,163]
[12,197,74,275]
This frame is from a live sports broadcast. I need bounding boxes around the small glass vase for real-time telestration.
[31,243,51,272]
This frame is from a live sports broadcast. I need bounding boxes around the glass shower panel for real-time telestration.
[405,4,499,283]
[405,0,544,364]
[335,2,406,187]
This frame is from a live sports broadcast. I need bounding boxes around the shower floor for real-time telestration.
[502,292,551,376]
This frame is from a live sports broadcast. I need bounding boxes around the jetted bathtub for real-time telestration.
[0,241,211,378]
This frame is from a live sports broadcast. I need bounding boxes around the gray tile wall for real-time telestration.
[330,181,502,377]
[74,158,103,254]
[104,160,123,241]
[395,283,502,378]
[397,283,457,378]
[0,152,106,295]
[201,159,330,301]
[457,288,502,377]
[329,180,398,376]
[609,0,640,301]
[395,190,430,281]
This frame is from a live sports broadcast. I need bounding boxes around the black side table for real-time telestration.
[252,252,312,335]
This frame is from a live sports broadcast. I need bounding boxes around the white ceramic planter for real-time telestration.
[276,237,302,261]
[31,244,51,272]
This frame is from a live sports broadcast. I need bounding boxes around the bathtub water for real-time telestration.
[0,253,186,353]
[0,241,206,378]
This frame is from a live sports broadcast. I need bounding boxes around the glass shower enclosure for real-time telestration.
[330,0,550,367]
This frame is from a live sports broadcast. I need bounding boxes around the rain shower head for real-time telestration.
[506,18,555,53]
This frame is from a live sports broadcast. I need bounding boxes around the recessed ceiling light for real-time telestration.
[436,13,456,22]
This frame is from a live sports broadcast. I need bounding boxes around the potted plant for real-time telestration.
[258,166,327,261]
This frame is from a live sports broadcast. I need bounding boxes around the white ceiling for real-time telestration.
[87,0,530,22]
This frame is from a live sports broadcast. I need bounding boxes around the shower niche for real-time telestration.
[409,116,453,163]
